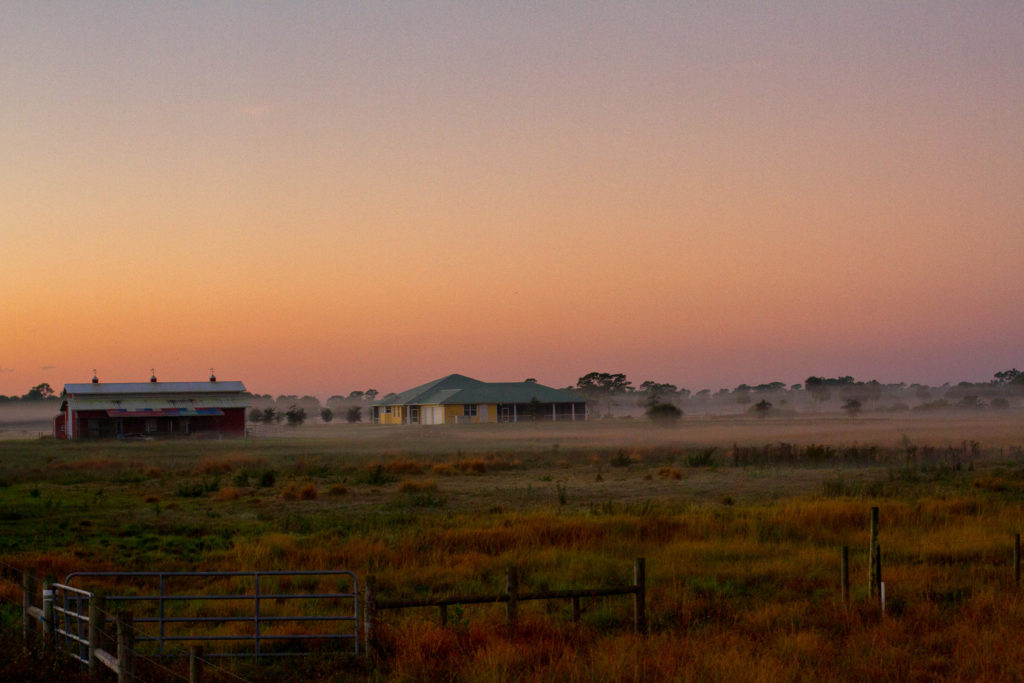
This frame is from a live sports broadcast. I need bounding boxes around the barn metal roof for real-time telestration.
[375,374,583,406]
[66,397,251,411]
[64,381,247,396]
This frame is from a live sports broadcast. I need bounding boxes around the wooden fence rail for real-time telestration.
[364,558,646,658]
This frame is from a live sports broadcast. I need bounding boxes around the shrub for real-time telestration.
[299,484,318,500]
[214,487,242,501]
[354,465,399,486]
[176,483,204,498]
[285,406,306,427]
[555,482,568,505]
[346,406,362,423]
[646,402,682,425]
[281,483,300,500]
[320,408,333,423]
[259,470,277,488]
[685,448,716,467]
[399,480,438,494]
[610,450,632,467]
[328,484,347,496]
[385,460,425,475]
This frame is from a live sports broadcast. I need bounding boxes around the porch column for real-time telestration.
[571,404,575,421]
[513,404,517,423]
[552,404,556,422]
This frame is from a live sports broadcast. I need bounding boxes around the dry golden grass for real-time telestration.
[398,479,438,493]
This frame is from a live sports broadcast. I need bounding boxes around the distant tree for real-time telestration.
[249,408,263,423]
[577,372,632,417]
[262,408,277,424]
[991,397,1010,409]
[347,390,364,401]
[285,405,306,427]
[638,381,678,408]
[752,400,772,419]
[320,408,333,423]
[994,369,1021,384]
[646,402,682,426]
[957,395,985,410]
[734,385,752,405]
[804,377,832,404]
[364,389,379,402]
[524,378,538,383]
[346,406,362,423]
[842,399,862,418]
[22,383,56,401]
[298,395,321,416]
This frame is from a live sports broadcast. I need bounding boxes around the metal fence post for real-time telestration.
[190,645,203,683]
[117,611,134,683]
[88,593,106,674]
[634,558,647,635]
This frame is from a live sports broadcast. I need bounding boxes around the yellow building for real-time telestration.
[371,374,587,425]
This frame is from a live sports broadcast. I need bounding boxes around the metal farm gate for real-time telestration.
[60,570,359,659]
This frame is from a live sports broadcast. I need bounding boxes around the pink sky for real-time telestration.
[2,3,1022,399]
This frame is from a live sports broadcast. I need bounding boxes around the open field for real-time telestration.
[2,412,1024,681]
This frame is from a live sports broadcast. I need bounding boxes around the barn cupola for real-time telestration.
[150,369,157,383]
[209,368,217,383]
[91,370,99,384]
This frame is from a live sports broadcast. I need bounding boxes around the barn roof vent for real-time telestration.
[150,369,157,383]
[91,370,99,384]
[209,368,217,383]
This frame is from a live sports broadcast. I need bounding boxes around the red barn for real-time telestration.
[54,377,249,439]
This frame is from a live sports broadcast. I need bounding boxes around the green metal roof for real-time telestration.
[376,374,584,406]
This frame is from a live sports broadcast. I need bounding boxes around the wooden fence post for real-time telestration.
[116,611,134,683]
[872,544,883,609]
[634,558,647,635]
[571,596,581,623]
[1014,533,1021,587]
[506,566,519,636]
[22,571,37,645]
[42,577,54,649]
[868,507,879,600]
[88,593,106,674]
[364,576,377,660]
[189,645,203,683]
[439,603,447,626]
[841,546,849,603]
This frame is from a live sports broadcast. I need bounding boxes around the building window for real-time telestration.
[409,406,419,423]
[463,404,477,417]
[385,406,391,414]
[146,419,157,434]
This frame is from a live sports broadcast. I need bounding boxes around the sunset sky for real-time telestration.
[3,2,1022,399]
